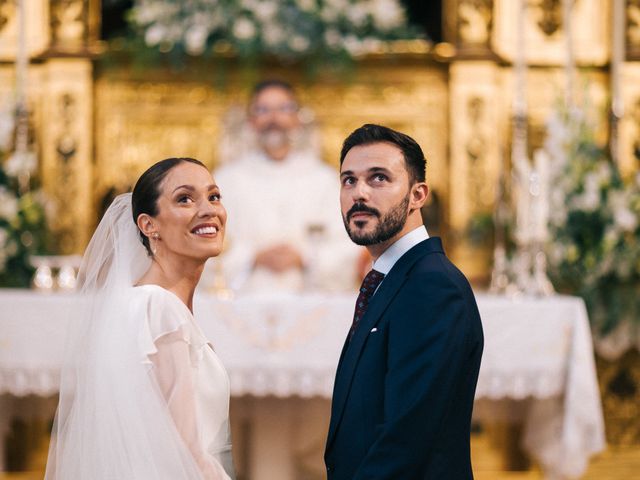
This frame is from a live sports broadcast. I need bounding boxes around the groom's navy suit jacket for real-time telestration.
[325,237,483,480]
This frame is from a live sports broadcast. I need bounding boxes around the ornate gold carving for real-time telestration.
[535,0,564,36]
[50,0,86,47]
[632,98,640,167]
[628,0,640,59]
[534,0,581,37]
[0,0,12,34]
[597,351,640,444]
[458,0,493,46]
[93,63,449,233]
[466,96,490,211]
[50,93,80,253]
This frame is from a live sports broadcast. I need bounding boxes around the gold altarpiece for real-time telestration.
[1,0,640,278]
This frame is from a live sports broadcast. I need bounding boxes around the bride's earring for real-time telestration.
[151,232,160,255]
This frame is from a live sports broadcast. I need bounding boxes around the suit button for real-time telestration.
[326,465,333,473]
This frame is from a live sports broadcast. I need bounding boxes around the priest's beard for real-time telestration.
[257,124,304,151]
[343,194,410,246]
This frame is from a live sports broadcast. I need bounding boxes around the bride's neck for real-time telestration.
[137,256,204,312]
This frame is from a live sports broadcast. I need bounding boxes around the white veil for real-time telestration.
[45,193,215,479]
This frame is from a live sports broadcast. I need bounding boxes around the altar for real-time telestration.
[0,289,605,479]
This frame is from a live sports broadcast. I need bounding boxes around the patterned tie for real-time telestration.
[349,269,385,341]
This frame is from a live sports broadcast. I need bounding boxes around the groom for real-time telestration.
[325,124,484,479]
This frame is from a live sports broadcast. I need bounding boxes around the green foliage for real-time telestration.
[546,111,640,335]
[0,117,50,287]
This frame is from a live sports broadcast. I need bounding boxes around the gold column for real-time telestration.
[38,0,98,253]
[40,59,93,253]
[619,63,640,177]
[0,0,49,60]
[448,61,504,281]
[620,1,640,177]
[446,1,502,280]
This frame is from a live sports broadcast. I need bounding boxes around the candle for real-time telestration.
[533,149,550,242]
[512,0,531,244]
[562,0,576,107]
[13,0,30,192]
[610,0,626,164]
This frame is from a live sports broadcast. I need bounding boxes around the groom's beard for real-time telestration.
[343,194,410,246]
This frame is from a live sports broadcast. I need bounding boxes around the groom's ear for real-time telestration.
[409,182,429,211]
[136,214,156,238]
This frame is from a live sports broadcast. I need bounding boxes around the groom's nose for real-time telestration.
[352,180,371,203]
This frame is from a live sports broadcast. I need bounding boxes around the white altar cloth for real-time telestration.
[0,289,605,479]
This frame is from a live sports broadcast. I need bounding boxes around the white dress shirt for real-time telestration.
[372,225,430,275]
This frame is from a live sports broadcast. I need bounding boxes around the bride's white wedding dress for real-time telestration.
[45,194,235,480]
[135,284,234,479]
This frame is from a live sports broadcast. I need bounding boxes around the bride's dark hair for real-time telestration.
[132,157,207,255]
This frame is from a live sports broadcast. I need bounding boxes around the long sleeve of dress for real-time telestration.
[150,331,231,480]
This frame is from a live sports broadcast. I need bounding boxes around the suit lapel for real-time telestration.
[326,237,444,450]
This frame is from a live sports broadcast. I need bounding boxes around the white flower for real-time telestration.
[324,28,341,48]
[233,17,257,40]
[550,188,568,225]
[144,23,167,46]
[129,0,411,60]
[133,1,181,25]
[346,5,368,27]
[369,0,405,31]
[320,5,340,22]
[263,24,285,46]
[5,150,37,177]
[0,187,19,221]
[549,243,566,264]
[571,172,600,211]
[609,190,638,232]
[361,37,383,52]
[296,0,317,12]
[289,35,311,52]
[594,162,612,186]
[254,1,277,21]
[343,35,364,56]
[185,24,209,55]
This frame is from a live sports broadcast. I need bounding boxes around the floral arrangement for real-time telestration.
[0,106,49,287]
[545,108,640,339]
[128,0,422,61]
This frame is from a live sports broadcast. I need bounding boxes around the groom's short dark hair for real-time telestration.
[340,124,426,184]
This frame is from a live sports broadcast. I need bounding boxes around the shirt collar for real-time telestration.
[372,226,429,275]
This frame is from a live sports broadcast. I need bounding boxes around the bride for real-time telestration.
[45,157,235,479]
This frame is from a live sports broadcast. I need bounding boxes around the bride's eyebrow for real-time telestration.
[172,185,195,193]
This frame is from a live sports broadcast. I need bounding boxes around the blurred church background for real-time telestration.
[1,0,640,479]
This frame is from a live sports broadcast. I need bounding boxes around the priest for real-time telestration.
[213,80,360,292]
